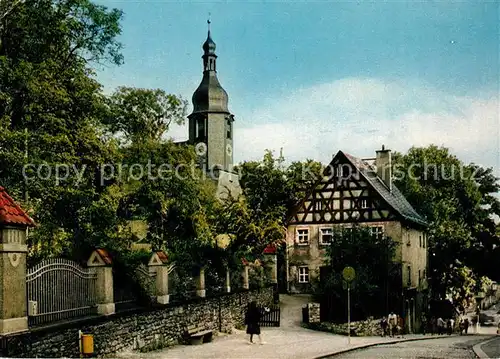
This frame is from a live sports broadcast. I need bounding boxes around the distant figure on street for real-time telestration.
[430,316,437,334]
[464,317,469,334]
[447,318,454,335]
[421,313,427,335]
[388,311,398,337]
[397,315,405,338]
[437,317,445,335]
[380,317,388,337]
[245,301,263,344]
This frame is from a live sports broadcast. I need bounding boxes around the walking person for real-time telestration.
[388,311,397,337]
[421,313,427,335]
[446,318,454,335]
[380,317,388,337]
[437,317,445,335]
[464,317,469,334]
[245,301,263,344]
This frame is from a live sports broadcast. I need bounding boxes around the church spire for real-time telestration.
[191,21,229,114]
[202,18,216,70]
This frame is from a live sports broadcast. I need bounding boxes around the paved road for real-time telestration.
[479,336,500,358]
[327,336,491,359]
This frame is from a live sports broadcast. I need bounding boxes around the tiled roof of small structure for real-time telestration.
[263,244,277,254]
[342,151,428,227]
[0,186,35,227]
[96,248,112,265]
[156,251,168,263]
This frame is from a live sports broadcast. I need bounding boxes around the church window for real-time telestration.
[196,118,205,138]
[226,118,232,139]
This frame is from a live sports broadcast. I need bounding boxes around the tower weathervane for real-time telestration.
[207,13,211,32]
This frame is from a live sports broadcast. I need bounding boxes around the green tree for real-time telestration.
[237,149,323,222]
[0,0,125,261]
[392,145,500,304]
[104,86,187,144]
[314,225,398,322]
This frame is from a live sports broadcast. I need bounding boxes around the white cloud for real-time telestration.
[230,78,500,175]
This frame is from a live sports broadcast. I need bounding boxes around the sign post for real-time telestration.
[342,266,356,345]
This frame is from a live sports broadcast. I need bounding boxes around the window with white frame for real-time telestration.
[370,226,384,241]
[296,228,309,245]
[315,201,322,211]
[360,199,370,208]
[298,266,309,283]
[320,228,333,245]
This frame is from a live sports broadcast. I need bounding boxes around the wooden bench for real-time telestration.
[186,324,213,345]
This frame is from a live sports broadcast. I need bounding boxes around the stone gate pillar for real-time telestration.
[0,186,35,334]
[148,251,170,304]
[87,249,115,315]
[241,263,249,290]
[263,244,278,284]
[195,267,206,297]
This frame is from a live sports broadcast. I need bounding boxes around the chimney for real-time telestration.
[375,145,392,191]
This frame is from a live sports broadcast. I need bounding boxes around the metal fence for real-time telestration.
[26,258,98,326]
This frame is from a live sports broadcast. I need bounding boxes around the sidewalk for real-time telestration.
[116,327,450,359]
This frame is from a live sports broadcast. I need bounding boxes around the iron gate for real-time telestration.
[258,304,280,327]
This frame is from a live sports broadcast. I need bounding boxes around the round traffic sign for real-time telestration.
[342,266,356,282]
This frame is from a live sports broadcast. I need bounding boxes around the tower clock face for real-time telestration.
[226,144,232,156]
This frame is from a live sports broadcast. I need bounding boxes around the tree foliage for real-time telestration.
[314,225,399,322]
[392,145,500,307]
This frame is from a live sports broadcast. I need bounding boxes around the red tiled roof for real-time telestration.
[263,244,277,254]
[96,248,112,265]
[0,186,35,227]
[156,251,168,263]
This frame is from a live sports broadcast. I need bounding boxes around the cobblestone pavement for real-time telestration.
[326,335,492,359]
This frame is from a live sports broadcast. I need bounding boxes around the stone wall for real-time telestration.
[0,287,273,358]
[303,303,320,323]
[306,317,383,337]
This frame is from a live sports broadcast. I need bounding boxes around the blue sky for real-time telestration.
[96,0,499,174]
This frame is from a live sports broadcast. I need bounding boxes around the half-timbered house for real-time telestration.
[285,146,429,333]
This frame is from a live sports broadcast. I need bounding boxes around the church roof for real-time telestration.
[191,72,229,114]
[190,29,230,115]
[0,186,35,227]
[342,151,428,227]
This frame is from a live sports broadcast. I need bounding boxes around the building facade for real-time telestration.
[286,146,429,333]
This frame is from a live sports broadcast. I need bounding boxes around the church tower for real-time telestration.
[188,21,234,174]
